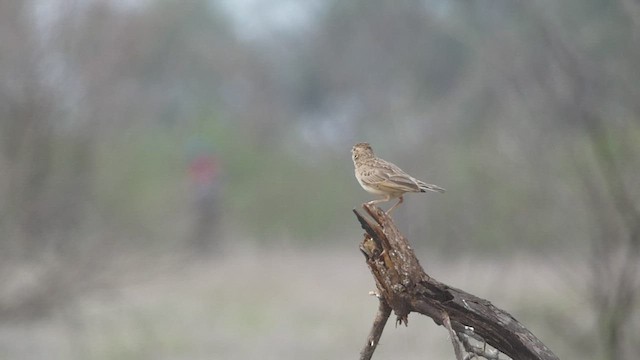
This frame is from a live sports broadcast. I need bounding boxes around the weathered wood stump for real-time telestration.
[354,203,559,360]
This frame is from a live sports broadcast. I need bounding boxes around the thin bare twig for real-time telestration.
[458,332,502,360]
[443,311,464,360]
[360,298,392,360]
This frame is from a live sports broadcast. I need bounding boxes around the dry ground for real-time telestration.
[0,244,596,360]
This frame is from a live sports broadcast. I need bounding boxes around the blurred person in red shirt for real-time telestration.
[186,137,221,253]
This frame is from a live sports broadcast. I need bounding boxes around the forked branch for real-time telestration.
[354,203,559,360]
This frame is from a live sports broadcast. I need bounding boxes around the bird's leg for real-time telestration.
[386,196,403,214]
[367,195,391,206]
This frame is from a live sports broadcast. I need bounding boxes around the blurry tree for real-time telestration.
[0,0,264,320]
[449,1,640,358]
[529,3,640,359]
[0,1,100,320]
[294,0,467,140]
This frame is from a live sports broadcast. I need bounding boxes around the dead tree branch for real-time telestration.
[354,203,559,360]
[359,297,392,360]
[443,311,464,360]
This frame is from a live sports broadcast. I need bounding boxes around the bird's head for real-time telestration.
[352,142,374,164]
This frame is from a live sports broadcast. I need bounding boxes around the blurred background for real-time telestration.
[1,0,639,359]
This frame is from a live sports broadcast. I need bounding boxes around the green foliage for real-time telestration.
[94,126,188,243]
[192,118,357,240]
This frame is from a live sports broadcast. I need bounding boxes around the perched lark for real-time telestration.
[352,142,445,214]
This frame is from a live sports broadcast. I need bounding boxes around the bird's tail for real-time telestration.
[417,181,445,193]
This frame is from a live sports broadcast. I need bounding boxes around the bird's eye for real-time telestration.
[354,154,359,159]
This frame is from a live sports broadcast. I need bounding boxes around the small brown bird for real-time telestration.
[352,142,444,214]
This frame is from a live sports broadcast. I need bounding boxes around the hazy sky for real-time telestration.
[217,0,320,40]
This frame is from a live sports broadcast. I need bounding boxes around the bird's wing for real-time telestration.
[359,168,390,185]
[382,161,422,192]
[361,166,421,192]
[386,174,421,192]
[415,179,446,193]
